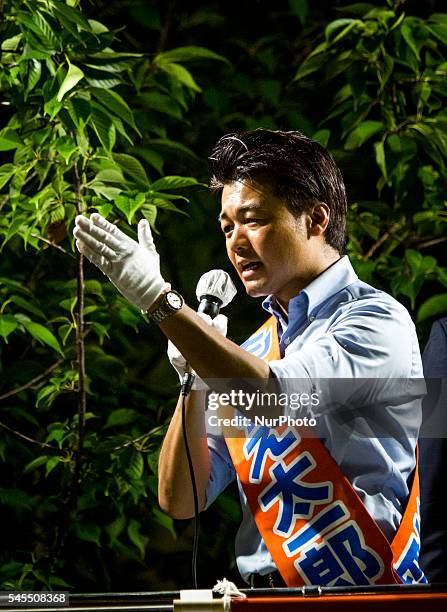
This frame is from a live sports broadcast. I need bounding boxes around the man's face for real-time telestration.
[219,181,316,307]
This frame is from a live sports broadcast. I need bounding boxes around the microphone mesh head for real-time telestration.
[196,269,237,308]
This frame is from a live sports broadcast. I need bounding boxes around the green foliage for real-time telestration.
[0,0,446,593]
[0,0,229,591]
[294,2,447,322]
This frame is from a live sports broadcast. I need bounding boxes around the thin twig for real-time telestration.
[363,221,403,260]
[50,157,86,566]
[72,159,86,489]
[0,420,60,451]
[156,1,174,54]
[0,359,63,401]
[417,237,447,250]
[111,425,165,452]
[29,233,75,257]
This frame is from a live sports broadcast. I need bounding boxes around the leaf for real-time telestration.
[106,514,126,544]
[155,46,229,64]
[325,18,357,40]
[345,121,384,150]
[428,13,447,25]
[95,168,125,183]
[401,20,420,60]
[45,456,60,476]
[85,76,122,89]
[112,153,149,188]
[405,249,423,273]
[417,294,447,323]
[114,195,143,225]
[158,62,202,92]
[374,140,387,181]
[89,182,122,201]
[152,508,176,539]
[0,488,35,511]
[118,306,141,330]
[138,92,183,119]
[149,198,187,216]
[23,455,49,474]
[57,64,84,102]
[75,523,101,546]
[105,409,139,428]
[0,130,22,151]
[17,12,59,49]
[91,88,139,133]
[7,295,46,319]
[50,0,92,31]
[426,24,447,47]
[142,205,157,229]
[150,176,199,191]
[1,34,22,51]
[90,104,116,152]
[144,139,197,159]
[0,277,33,296]
[26,60,42,94]
[127,519,149,559]
[215,493,242,523]
[312,129,330,147]
[66,98,91,130]
[87,19,109,34]
[55,136,78,164]
[0,315,18,342]
[21,321,64,356]
[0,163,16,189]
[294,51,327,81]
[132,148,164,174]
[126,453,144,481]
[289,0,309,24]
[378,55,394,92]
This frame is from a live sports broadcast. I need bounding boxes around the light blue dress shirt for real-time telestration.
[204,256,424,582]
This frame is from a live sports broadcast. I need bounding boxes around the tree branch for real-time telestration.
[29,233,76,258]
[0,360,63,401]
[363,221,403,260]
[110,425,165,452]
[0,420,61,452]
[50,157,86,566]
[417,237,447,250]
[72,158,87,491]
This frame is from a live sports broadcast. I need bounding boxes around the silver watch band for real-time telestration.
[148,290,184,324]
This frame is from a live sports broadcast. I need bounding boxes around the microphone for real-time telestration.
[196,269,237,319]
[181,269,237,395]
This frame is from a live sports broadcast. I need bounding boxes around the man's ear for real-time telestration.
[307,202,330,237]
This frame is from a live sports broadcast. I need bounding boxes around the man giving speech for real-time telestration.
[73,129,425,588]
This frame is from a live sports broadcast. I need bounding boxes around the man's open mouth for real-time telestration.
[239,261,262,277]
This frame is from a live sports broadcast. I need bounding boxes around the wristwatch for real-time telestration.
[147,290,184,324]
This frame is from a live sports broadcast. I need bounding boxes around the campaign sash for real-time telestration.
[222,316,426,587]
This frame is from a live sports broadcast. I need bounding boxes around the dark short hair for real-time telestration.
[209,129,347,253]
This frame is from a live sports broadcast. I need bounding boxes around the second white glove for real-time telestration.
[167,312,228,390]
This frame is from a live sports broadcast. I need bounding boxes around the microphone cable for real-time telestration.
[177,270,236,589]
[181,371,199,589]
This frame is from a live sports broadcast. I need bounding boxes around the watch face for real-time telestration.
[166,291,182,309]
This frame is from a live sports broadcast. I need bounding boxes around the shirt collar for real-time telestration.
[262,255,358,319]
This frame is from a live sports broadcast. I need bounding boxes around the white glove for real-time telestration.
[167,312,228,390]
[73,213,169,311]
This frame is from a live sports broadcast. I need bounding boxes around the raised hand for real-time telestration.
[73,213,169,311]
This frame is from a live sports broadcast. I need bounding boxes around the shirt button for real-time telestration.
[284,337,290,345]
[309,315,315,322]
